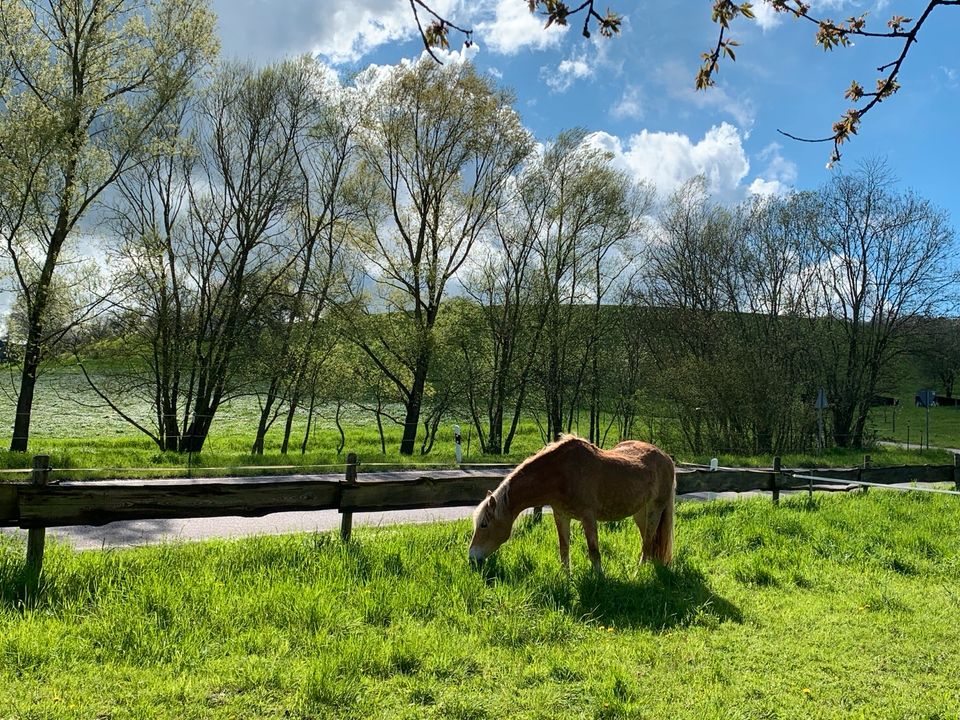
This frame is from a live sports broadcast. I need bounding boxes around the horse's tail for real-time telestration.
[652,476,675,565]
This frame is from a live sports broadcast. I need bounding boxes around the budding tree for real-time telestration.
[0,0,217,452]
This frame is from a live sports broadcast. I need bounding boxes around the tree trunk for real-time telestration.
[300,389,317,455]
[280,396,298,455]
[10,218,70,452]
[10,349,40,453]
[181,410,215,454]
[251,378,281,455]
[399,355,429,455]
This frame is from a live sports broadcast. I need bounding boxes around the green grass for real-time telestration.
[2,491,960,718]
[873,401,960,450]
[0,364,956,478]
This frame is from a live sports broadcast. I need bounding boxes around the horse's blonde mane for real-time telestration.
[511,434,592,475]
[472,481,511,527]
[473,436,595,529]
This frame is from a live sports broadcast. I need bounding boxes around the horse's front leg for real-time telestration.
[553,510,571,571]
[582,516,602,573]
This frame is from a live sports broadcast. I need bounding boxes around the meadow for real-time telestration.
[0,365,954,478]
[2,490,959,719]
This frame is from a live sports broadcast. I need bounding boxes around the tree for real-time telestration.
[348,58,531,455]
[521,131,646,443]
[0,0,217,452]
[640,179,823,454]
[249,69,360,455]
[80,59,322,453]
[458,157,551,455]
[806,160,957,447]
[915,318,960,399]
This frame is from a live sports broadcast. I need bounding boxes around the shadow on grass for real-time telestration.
[479,556,742,632]
[0,564,45,612]
[574,561,743,631]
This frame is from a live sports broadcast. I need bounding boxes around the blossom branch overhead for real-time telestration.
[413,1,959,166]
[698,0,960,167]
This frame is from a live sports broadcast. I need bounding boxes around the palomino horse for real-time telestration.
[469,435,675,571]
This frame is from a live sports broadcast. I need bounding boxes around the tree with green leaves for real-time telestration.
[348,59,531,455]
[0,0,217,452]
[79,59,324,453]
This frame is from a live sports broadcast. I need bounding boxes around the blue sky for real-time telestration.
[212,1,959,218]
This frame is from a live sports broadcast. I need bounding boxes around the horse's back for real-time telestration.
[609,441,675,478]
[561,440,675,521]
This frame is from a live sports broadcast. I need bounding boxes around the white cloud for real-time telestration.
[212,0,468,65]
[748,142,798,197]
[746,1,858,33]
[611,85,644,120]
[543,55,592,92]
[426,41,481,65]
[748,177,789,197]
[477,0,567,54]
[941,66,959,87]
[586,123,751,199]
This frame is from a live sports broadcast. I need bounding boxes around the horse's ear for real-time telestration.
[486,490,493,498]
[487,494,497,510]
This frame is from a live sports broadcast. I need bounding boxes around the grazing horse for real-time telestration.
[469,435,675,571]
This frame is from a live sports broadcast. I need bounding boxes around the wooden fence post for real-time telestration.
[25,455,50,576]
[340,453,358,542]
[861,454,871,494]
[770,456,780,505]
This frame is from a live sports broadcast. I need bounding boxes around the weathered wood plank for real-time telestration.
[0,484,18,526]
[17,479,341,528]
[778,465,955,490]
[862,464,954,485]
[10,462,958,530]
[675,469,776,495]
[340,475,505,513]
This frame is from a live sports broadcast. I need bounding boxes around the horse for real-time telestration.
[469,435,675,571]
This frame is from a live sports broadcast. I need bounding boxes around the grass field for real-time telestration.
[2,491,960,718]
[0,365,955,478]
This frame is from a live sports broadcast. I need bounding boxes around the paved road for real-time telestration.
[878,440,960,454]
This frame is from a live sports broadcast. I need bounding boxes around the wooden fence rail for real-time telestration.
[2,453,958,575]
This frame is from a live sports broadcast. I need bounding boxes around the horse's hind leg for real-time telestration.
[553,510,571,571]
[634,508,663,563]
[582,517,602,572]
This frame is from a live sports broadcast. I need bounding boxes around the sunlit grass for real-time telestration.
[0,364,955,478]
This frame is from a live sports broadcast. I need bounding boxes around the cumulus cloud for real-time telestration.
[749,0,862,32]
[212,0,468,64]
[748,142,798,197]
[752,2,783,31]
[476,0,567,54]
[586,123,751,199]
[611,85,644,120]
[543,55,592,92]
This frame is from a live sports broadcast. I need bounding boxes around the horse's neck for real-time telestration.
[504,469,552,519]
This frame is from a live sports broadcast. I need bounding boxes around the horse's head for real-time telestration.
[469,490,512,565]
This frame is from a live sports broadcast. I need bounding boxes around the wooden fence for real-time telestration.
[2,452,959,576]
